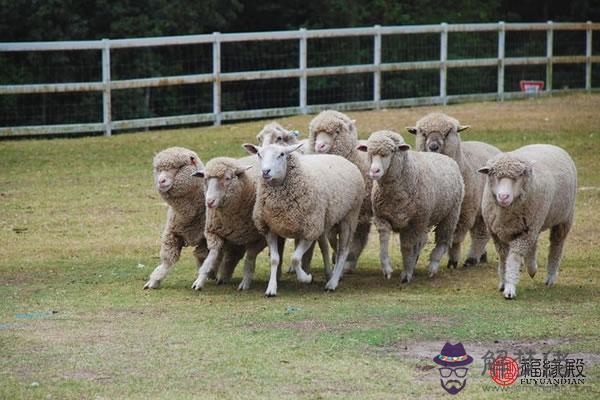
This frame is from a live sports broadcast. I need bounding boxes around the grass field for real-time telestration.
[1,93,599,399]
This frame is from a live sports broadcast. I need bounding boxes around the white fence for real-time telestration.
[0,21,599,137]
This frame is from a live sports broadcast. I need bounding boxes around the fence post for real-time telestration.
[497,21,505,101]
[586,21,592,91]
[101,39,112,136]
[440,22,448,105]
[546,21,553,92]
[212,32,222,126]
[373,25,382,109]
[299,28,308,114]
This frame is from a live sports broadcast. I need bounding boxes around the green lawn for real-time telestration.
[1,93,599,399]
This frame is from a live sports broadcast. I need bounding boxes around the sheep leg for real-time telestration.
[343,222,370,273]
[318,234,332,279]
[525,238,539,279]
[144,233,183,289]
[503,249,522,300]
[399,229,420,284]
[216,243,244,284]
[238,241,266,291]
[545,222,571,286]
[325,221,352,291]
[492,235,509,291]
[465,214,491,267]
[328,230,338,265]
[301,241,316,274]
[448,226,468,269]
[277,236,285,280]
[291,239,314,284]
[287,239,297,274]
[192,245,222,290]
[428,219,455,278]
[376,219,393,279]
[265,232,281,297]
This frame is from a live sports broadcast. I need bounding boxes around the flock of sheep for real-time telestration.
[143,110,577,300]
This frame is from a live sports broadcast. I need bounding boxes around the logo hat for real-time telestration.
[433,342,474,367]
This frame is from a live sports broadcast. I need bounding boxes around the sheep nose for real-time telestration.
[428,143,440,152]
[498,193,510,201]
[316,143,327,152]
[370,167,381,175]
[262,169,271,178]
[206,199,216,208]
[159,178,166,184]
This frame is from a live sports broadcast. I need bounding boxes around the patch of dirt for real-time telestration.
[377,337,600,366]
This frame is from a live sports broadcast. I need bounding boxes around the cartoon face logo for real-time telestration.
[433,342,473,395]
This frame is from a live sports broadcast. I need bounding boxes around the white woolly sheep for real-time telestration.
[243,142,364,296]
[357,131,464,282]
[144,147,244,289]
[189,156,270,291]
[308,110,371,273]
[408,112,500,268]
[478,144,577,299]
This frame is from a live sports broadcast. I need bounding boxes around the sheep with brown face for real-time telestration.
[256,122,309,154]
[308,110,371,273]
[144,147,244,289]
[478,144,577,299]
[408,112,501,269]
[190,156,268,291]
[358,131,464,283]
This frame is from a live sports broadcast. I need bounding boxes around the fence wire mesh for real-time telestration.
[0,22,598,136]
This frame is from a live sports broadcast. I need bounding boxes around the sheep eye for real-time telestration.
[279,152,285,157]
[276,137,282,141]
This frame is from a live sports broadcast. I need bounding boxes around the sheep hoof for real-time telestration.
[503,284,516,299]
[216,278,226,285]
[527,265,537,279]
[238,280,251,291]
[544,274,557,286]
[143,280,159,289]
[191,277,205,291]
[324,280,338,291]
[479,252,488,263]
[462,258,478,268]
[447,260,458,269]
[265,292,277,298]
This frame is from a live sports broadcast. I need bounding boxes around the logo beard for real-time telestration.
[441,379,466,395]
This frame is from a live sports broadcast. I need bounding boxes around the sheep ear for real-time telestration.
[285,143,304,154]
[457,125,471,132]
[406,127,417,135]
[524,160,536,176]
[243,143,259,155]
[192,169,205,178]
[398,143,411,152]
[478,166,491,175]
[235,165,253,176]
[356,143,368,152]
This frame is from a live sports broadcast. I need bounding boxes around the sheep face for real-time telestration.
[153,148,201,198]
[243,143,303,186]
[479,157,533,207]
[407,113,469,154]
[193,160,251,209]
[357,132,410,180]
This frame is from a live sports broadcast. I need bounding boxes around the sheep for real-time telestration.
[189,156,269,291]
[256,121,333,274]
[256,122,310,154]
[478,144,577,299]
[357,131,464,282]
[243,142,365,296]
[407,112,500,268]
[308,110,371,273]
[143,147,244,289]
